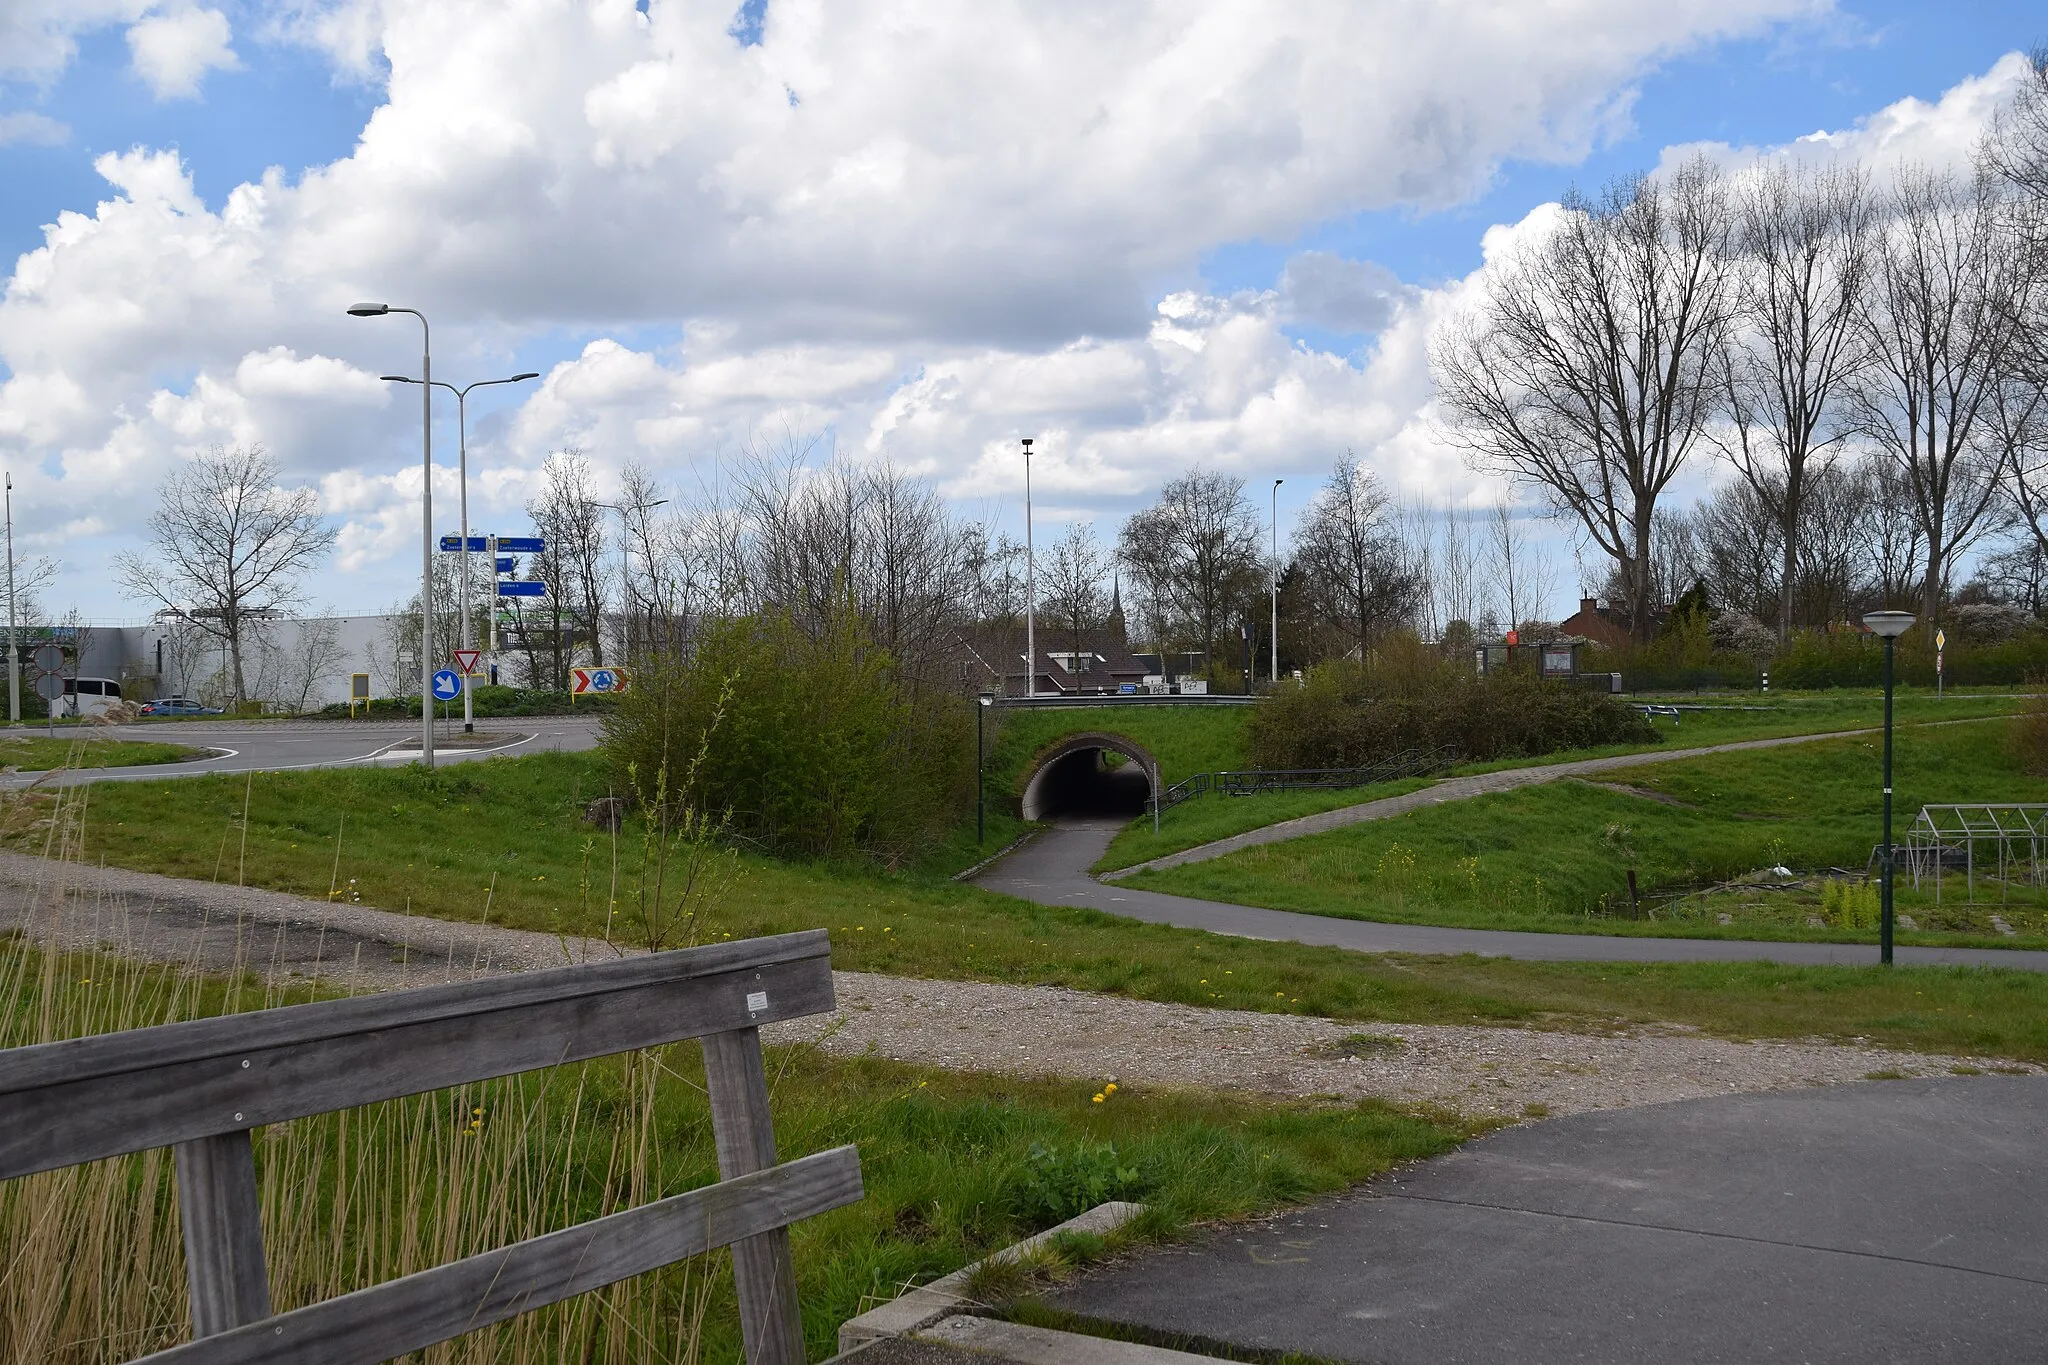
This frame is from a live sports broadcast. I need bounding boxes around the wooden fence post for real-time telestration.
[173,1130,272,1337]
[703,1027,804,1365]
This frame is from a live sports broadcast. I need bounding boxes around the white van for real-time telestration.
[62,677,125,719]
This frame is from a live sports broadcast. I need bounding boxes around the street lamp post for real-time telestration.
[977,692,994,843]
[5,473,16,725]
[1864,609,1916,966]
[381,371,539,732]
[1270,478,1282,689]
[349,303,436,766]
[1022,438,1036,699]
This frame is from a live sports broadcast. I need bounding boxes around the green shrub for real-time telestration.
[602,598,970,865]
[1246,647,1659,769]
[1821,878,1879,929]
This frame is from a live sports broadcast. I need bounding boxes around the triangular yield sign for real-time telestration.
[453,649,483,675]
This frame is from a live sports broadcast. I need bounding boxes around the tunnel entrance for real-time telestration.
[1019,733,1159,821]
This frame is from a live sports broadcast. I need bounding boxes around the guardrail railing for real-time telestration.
[1157,745,1459,810]
[0,928,859,1365]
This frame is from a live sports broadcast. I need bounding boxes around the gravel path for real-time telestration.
[2,852,2025,1121]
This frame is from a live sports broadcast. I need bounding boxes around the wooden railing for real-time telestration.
[0,928,860,1365]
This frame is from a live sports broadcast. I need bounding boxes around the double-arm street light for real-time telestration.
[382,371,540,733]
[347,302,438,764]
[1863,609,1916,966]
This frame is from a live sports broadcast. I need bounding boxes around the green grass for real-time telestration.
[0,937,1475,1362]
[1129,719,2048,948]
[987,704,1250,795]
[30,751,2048,1063]
[1097,778,1434,872]
[0,734,205,771]
[1088,689,2022,871]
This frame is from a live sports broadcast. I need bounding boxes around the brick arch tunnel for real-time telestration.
[1019,732,1161,821]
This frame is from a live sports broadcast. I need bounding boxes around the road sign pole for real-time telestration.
[487,534,498,657]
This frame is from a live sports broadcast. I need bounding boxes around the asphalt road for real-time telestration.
[1052,1076,2048,1363]
[1,716,605,787]
[975,817,2048,972]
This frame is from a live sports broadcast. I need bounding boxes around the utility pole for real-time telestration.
[1271,478,1282,688]
[5,474,16,725]
[1023,437,1036,699]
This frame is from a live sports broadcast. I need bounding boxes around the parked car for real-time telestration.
[137,696,223,716]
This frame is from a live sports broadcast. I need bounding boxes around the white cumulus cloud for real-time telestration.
[126,4,239,100]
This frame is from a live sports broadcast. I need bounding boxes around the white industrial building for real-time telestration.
[41,612,590,711]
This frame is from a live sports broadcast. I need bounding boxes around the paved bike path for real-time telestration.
[1103,723,1942,879]
[975,818,2048,971]
[1050,1076,2048,1363]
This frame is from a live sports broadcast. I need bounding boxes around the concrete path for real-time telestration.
[976,818,2048,971]
[1052,1076,2048,1363]
[1104,721,1966,878]
[0,716,604,788]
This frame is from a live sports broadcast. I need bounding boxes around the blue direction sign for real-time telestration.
[430,668,463,701]
[497,536,545,554]
[439,535,488,552]
[494,556,516,573]
[497,581,546,597]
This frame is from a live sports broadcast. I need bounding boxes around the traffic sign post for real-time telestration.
[453,649,483,677]
[31,643,66,734]
[1935,629,1946,699]
[431,669,463,702]
[571,666,629,700]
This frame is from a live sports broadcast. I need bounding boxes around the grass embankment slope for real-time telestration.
[0,732,204,771]
[1096,689,2023,871]
[1,941,1469,1362]
[33,750,2048,1062]
[1131,717,2047,948]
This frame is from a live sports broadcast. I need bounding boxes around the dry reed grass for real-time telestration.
[0,774,730,1364]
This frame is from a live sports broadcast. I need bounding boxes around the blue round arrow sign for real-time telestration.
[431,669,463,701]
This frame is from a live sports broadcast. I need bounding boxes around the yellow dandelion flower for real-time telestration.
[1104,1083,1117,1094]
[1092,1093,1105,1103]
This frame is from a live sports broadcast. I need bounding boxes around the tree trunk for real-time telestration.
[1778,469,1802,641]
[1631,503,1657,644]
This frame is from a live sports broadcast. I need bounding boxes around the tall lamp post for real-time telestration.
[5,473,16,725]
[382,371,539,733]
[1270,478,1282,689]
[977,692,994,843]
[348,302,436,766]
[1864,609,1916,966]
[1022,437,1036,699]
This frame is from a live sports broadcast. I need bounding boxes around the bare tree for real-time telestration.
[1845,169,2032,625]
[1291,457,1418,659]
[277,618,348,713]
[524,449,608,685]
[1118,469,1263,684]
[1715,161,1875,638]
[1038,521,1109,667]
[1484,497,1557,632]
[1434,157,1736,641]
[116,445,336,706]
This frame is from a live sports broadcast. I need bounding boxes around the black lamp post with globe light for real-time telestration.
[1863,609,1916,965]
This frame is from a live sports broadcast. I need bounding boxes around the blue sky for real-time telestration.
[0,2,2038,620]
